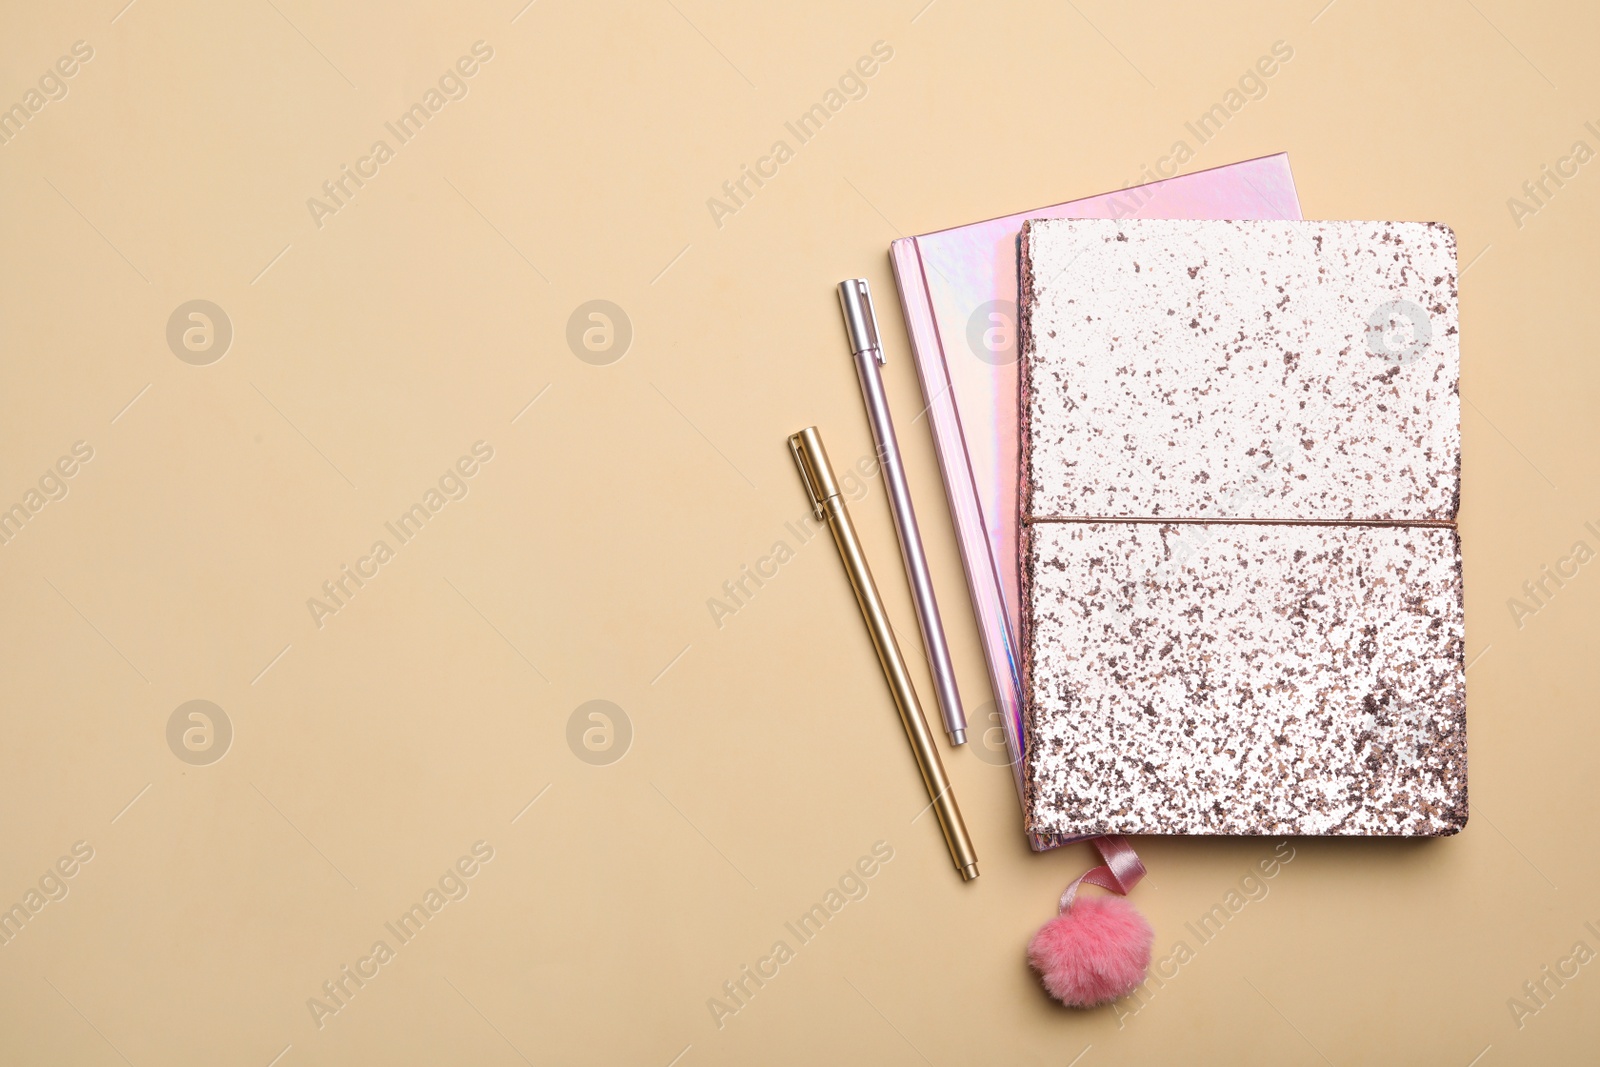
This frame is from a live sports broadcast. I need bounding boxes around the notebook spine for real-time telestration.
[1016,220,1042,839]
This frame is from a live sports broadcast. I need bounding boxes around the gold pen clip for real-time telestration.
[787,426,839,521]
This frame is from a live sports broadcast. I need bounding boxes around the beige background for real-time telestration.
[1,0,1596,1063]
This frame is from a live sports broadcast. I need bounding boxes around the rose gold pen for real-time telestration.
[788,425,979,881]
[837,279,969,745]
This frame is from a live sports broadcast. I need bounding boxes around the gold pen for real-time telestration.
[788,426,979,882]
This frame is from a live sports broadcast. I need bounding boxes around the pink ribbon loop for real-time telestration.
[1058,835,1146,913]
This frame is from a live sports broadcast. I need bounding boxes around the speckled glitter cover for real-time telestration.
[1019,219,1465,837]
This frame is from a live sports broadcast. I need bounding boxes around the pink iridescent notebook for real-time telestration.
[888,154,1302,850]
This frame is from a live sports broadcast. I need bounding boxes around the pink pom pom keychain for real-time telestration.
[1028,835,1153,1008]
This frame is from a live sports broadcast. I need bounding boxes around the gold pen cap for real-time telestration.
[787,426,841,519]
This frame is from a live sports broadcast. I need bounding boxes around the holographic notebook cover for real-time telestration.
[888,154,1302,851]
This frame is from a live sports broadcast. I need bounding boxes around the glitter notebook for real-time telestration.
[888,155,1303,850]
[1018,218,1466,837]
